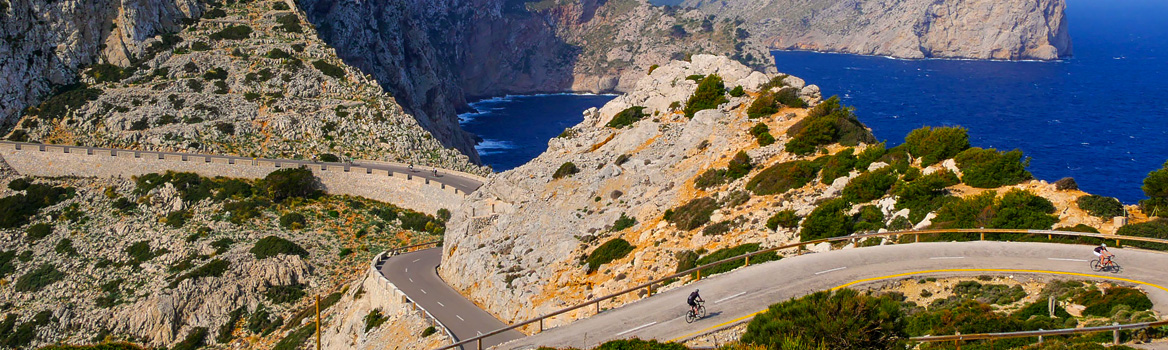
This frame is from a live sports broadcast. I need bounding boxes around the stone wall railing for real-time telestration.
[0,141,479,214]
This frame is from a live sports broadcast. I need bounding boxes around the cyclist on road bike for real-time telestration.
[687,289,704,315]
[1094,243,1114,264]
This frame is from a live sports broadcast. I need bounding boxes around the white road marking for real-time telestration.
[929,256,965,260]
[714,292,747,304]
[405,268,408,273]
[1049,258,1089,262]
[409,278,414,283]
[457,315,465,321]
[814,267,847,275]
[615,322,658,336]
[437,301,445,307]
[413,259,421,263]
[420,288,427,294]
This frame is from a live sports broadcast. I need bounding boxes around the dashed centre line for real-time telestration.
[437,301,445,307]
[615,322,658,336]
[714,292,747,304]
[814,267,847,275]
[1049,258,1089,262]
[413,258,421,263]
[929,256,965,260]
[420,288,427,294]
[456,315,465,321]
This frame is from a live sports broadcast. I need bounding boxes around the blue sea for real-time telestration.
[464,0,1166,203]
[459,94,616,171]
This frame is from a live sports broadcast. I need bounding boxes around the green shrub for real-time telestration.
[210,25,253,40]
[279,212,306,229]
[204,8,226,18]
[126,241,164,263]
[266,284,306,304]
[760,74,788,90]
[726,151,753,179]
[932,189,1057,231]
[26,223,51,241]
[276,14,303,33]
[842,167,897,203]
[266,48,293,59]
[26,84,102,120]
[7,178,30,191]
[746,91,779,118]
[906,300,1023,338]
[606,106,646,128]
[728,85,745,97]
[742,289,906,349]
[86,64,135,83]
[421,326,437,337]
[720,190,751,208]
[586,238,634,273]
[14,264,65,292]
[166,210,189,228]
[954,147,1033,188]
[903,126,970,166]
[784,96,875,155]
[0,183,74,228]
[247,305,283,335]
[683,74,728,118]
[0,251,15,280]
[855,143,887,170]
[665,197,717,230]
[1075,287,1152,317]
[746,160,820,195]
[800,198,852,241]
[170,259,230,288]
[694,243,780,277]
[894,169,959,223]
[611,213,636,232]
[260,167,318,202]
[1076,195,1124,218]
[1115,219,1168,250]
[171,327,208,350]
[251,236,308,259]
[818,148,856,185]
[774,87,807,108]
[749,122,774,146]
[552,162,579,179]
[312,60,346,79]
[694,168,727,190]
[593,339,688,350]
[701,220,733,236]
[202,68,228,80]
[766,210,799,230]
[54,238,77,256]
[1056,224,1100,233]
[273,324,314,350]
[217,307,246,343]
[1141,160,1168,217]
[852,205,885,232]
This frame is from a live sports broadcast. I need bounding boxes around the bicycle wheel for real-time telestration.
[1090,259,1102,272]
[697,305,707,319]
[1110,262,1123,274]
[685,310,696,324]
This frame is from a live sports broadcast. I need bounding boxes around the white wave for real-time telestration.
[475,139,516,156]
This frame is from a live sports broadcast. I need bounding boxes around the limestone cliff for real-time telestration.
[438,55,1119,330]
[679,0,1073,60]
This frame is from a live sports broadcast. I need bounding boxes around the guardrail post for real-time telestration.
[981,232,985,241]
[954,331,960,350]
[540,318,544,332]
[647,284,652,297]
[915,233,920,243]
[478,338,483,350]
[596,301,600,314]
[1038,329,1043,343]
[1114,323,1120,344]
[745,255,750,266]
[696,269,702,281]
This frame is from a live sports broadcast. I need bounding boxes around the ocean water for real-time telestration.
[770,0,1168,203]
[459,94,616,171]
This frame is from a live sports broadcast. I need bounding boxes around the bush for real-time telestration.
[894,169,959,223]
[26,84,102,120]
[172,327,208,350]
[903,126,970,166]
[1075,287,1152,317]
[26,223,51,241]
[694,168,727,190]
[749,122,774,146]
[800,198,852,241]
[784,96,875,155]
[1115,219,1168,250]
[774,87,807,108]
[126,241,163,263]
[933,189,1057,231]
[204,8,226,19]
[54,238,77,256]
[819,148,856,185]
[421,326,437,337]
[0,251,15,280]
[279,212,306,229]
[853,205,885,232]
[276,14,302,33]
[210,25,253,40]
[312,60,346,79]
[260,167,317,202]
[1142,160,1168,217]
[855,143,887,170]
[594,339,688,350]
[169,259,230,288]
[954,147,1033,188]
[14,264,65,292]
[0,183,73,228]
[746,160,821,196]
[742,289,906,349]
[86,63,135,83]
[683,74,728,118]
[726,151,753,179]
[842,167,897,203]
[251,236,308,259]
[766,210,799,230]
[552,162,579,179]
[166,210,189,228]
[586,238,634,273]
[729,85,745,97]
[746,91,779,118]
[665,197,717,230]
[1077,195,1124,218]
[217,307,245,343]
[1056,224,1099,233]
[606,106,646,128]
[611,213,636,232]
[694,243,780,277]
[1054,177,1078,190]
[266,48,293,59]
[266,284,306,304]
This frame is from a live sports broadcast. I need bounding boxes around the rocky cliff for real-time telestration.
[438,55,1123,330]
[679,0,1073,60]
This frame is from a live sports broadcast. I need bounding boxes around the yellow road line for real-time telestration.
[667,268,1168,343]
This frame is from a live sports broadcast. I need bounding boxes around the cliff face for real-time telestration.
[0,0,202,127]
[680,0,1073,60]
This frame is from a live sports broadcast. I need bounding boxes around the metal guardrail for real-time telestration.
[435,228,1168,350]
[913,319,1168,346]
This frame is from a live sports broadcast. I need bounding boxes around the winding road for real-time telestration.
[385,241,1168,350]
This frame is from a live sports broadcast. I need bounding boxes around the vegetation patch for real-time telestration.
[664,197,717,230]
[954,147,1033,188]
[683,74,728,118]
[1140,160,1168,217]
[818,148,855,185]
[260,167,318,202]
[279,212,306,229]
[86,64,136,83]
[784,96,875,155]
[312,60,346,79]
[726,151,753,179]
[606,106,646,128]
[276,14,302,33]
[766,210,799,230]
[894,169,959,223]
[1115,219,1168,250]
[693,243,779,278]
[1076,195,1124,218]
[610,213,636,232]
[741,289,905,349]
[841,167,897,203]
[169,259,230,288]
[210,25,253,40]
[903,126,970,166]
[749,122,774,146]
[363,309,387,332]
[14,264,65,292]
[553,162,579,179]
[799,198,852,241]
[931,189,1058,237]
[745,160,820,196]
[24,84,103,120]
[746,91,779,118]
[250,236,308,259]
[586,238,634,273]
[693,168,727,190]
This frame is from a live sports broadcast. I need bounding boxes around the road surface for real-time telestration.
[490,241,1168,349]
[0,141,484,194]
[381,248,523,349]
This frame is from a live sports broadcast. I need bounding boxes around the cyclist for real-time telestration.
[687,289,704,316]
[1094,243,1114,265]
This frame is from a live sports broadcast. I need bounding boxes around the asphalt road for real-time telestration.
[498,241,1168,349]
[381,248,523,349]
[0,141,484,194]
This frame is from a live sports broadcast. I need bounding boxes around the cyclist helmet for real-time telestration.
[1102,243,1107,248]
[695,289,699,293]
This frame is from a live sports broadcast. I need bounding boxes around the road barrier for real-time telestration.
[370,240,452,343]
[434,228,1168,350]
[914,319,1168,347]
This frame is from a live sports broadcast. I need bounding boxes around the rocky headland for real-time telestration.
[679,0,1073,60]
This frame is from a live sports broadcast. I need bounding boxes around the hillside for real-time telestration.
[437,55,1149,330]
[679,0,1073,60]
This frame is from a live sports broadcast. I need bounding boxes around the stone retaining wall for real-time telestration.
[0,142,465,214]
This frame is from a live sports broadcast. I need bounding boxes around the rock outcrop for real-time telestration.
[680,0,1073,60]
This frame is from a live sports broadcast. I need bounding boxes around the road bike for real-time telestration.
[685,301,707,323]
[1090,256,1122,273]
